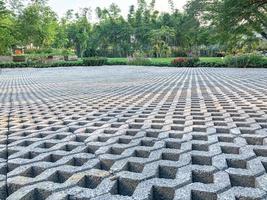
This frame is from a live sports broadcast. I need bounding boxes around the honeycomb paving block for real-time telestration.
[0,66,267,199]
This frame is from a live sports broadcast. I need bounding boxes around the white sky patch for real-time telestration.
[48,0,188,20]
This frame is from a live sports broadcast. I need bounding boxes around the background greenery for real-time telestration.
[0,0,266,58]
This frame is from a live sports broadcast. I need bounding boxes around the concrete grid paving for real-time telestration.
[0,66,267,200]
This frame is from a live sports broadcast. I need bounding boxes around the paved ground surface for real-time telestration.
[0,66,267,200]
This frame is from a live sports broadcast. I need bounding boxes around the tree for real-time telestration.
[149,26,175,57]
[65,8,91,57]
[91,4,132,57]
[186,0,267,51]
[0,0,16,55]
[17,1,58,47]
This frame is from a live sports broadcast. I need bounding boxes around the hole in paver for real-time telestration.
[85,128,96,133]
[37,142,56,149]
[111,178,138,196]
[104,129,117,134]
[50,126,61,131]
[253,148,267,157]
[151,124,163,130]
[126,130,138,136]
[97,136,110,142]
[229,174,255,188]
[68,127,80,133]
[118,138,131,144]
[193,127,207,132]
[233,118,246,122]
[74,135,88,142]
[193,116,205,120]
[191,190,217,200]
[107,147,124,155]
[96,160,114,171]
[192,144,209,151]
[124,162,144,173]
[34,133,47,138]
[192,135,208,141]
[60,144,78,152]
[165,141,180,149]
[158,166,177,179]
[262,162,267,172]
[111,123,123,128]
[212,117,225,121]
[133,150,150,158]
[53,134,68,140]
[169,132,184,139]
[20,132,32,137]
[101,117,112,122]
[66,157,88,166]
[216,128,230,133]
[17,140,34,147]
[0,165,8,175]
[236,123,250,128]
[218,136,234,143]
[153,120,165,123]
[221,146,240,154]
[192,155,212,166]
[48,171,71,183]
[0,149,18,159]
[20,152,39,159]
[171,126,184,131]
[193,121,206,126]
[192,170,214,184]
[117,118,127,122]
[77,175,103,189]
[42,154,62,163]
[155,115,165,119]
[21,166,44,178]
[244,137,264,145]
[20,188,51,200]
[226,159,247,169]
[214,122,227,126]
[152,186,175,200]
[161,152,179,161]
[173,120,185,125]
[83,145,99,154]
[135,119,145,123]
[129,124,143,129]
[140,140,155,147]
[146,131,160,138]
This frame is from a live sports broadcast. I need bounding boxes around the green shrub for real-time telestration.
[224,54,266,68]
[127,57,152,66]
[171,57,199,67]
[107,60,128,65]
[195,62,226,68]
[172,48,187,57]
[0,60,83,68]
[127,51,152,66]
[82,57,107,66]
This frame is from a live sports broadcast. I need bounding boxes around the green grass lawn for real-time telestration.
[108,57,224,64]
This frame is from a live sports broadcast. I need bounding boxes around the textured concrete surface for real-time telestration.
[0,66,267,200]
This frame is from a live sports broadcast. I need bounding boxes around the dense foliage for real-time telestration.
[224,54,267,68]
[82,57,107,66]
[0,56,266,68]
[171,57,200,67]
[0,0,266,57]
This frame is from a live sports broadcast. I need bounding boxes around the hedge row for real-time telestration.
[0,61,83,68]
[83,57,107,66]
[0,57,107,68]
[0,56,266,68]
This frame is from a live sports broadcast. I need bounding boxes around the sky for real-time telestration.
[47,0,188,19]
